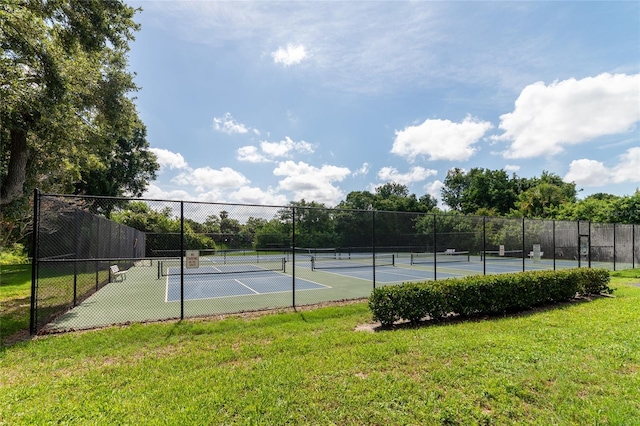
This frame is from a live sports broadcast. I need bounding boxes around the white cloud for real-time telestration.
[377,166,438,185]
[150,148,189,170]
[228,186,288,206]
[213,112,250,134]
[260,137,314,157]
[564,147,640,187]
[142,183,193,201]
[353,163,370,176]
[504,164,521,173]
[564,159,610,187]
[272,43,308,66]
[237,146,269,163]
[172,166,250,191]
[424,180,445,208]
[495,73,640,159]
[392,116,493,162]
[611,147,640,183]
[273,161,351,205]
[238,137,314,163]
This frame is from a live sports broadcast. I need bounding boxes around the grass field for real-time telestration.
[1,266,639,424]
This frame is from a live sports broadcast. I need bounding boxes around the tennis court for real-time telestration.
[164,267,328,302]
[33,193,640,334]
[301,249,609,284]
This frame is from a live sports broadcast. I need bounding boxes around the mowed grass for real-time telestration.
[0,264,31,342]
[1,271,639,424]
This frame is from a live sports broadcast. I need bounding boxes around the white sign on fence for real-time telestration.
[185,250,200,268]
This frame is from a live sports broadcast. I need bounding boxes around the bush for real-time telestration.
[0,243,29,265]
[369,268,611,326]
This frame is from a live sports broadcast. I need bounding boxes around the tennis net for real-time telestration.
[410,251,470,265]
[311,253,395,271]
[480,250,524,261]
[158,257,286,277]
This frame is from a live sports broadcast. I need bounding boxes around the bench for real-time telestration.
[110,265,127,282]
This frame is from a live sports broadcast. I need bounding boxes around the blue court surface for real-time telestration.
[165,269,328,302]
[308,256,573,284]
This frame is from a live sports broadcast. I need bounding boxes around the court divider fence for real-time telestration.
[31,191,640,334]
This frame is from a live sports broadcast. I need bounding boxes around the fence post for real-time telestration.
[433,214,437,281]
[613,223,616,271]
[552,220,556,271]
[522,217,526,272]
[483,216,486,276]
[30,189,40,335]
[73,209,78,307]
[95,218,100,290]
[372,210,376,290]
[292,206,296,308]
[588,221,592,269]
[180,201,184,320]
[578,221,581,268]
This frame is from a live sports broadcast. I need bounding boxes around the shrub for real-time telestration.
[0,243,29,265]
[369,268,611,326]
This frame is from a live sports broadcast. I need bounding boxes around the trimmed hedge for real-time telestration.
[369,268,612,326]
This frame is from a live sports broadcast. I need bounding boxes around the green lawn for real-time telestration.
[0,264,31,343]
[1,268,639,424]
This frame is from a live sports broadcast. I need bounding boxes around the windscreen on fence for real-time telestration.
[31,192,640,334]
[33,195,147,333]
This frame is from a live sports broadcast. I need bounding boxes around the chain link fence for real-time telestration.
[31,192,640,334]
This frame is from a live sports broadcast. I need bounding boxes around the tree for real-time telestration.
[441,168,517,215]
[441,168,469,212]
[1,0,156,245]
[516,182,570,218]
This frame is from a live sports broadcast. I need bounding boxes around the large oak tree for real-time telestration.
[1,0,158,244]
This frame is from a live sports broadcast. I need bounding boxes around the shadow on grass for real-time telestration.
[1,295,33,347]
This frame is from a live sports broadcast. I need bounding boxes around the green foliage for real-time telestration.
[442,168,518,215]
[1,0,157,246]
[0,243,29,265]
[110,201,216,251]
[369,269,612,326]
[548,190,640,224]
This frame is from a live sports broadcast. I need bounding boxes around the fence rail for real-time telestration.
[31,192,640,334]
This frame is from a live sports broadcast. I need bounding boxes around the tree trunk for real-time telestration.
[1,127,29,206]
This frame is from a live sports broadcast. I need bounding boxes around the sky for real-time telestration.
[126,1,640,209]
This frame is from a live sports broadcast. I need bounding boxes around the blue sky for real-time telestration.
[127,1,640,208]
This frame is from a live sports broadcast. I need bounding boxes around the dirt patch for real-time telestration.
[355,322,379,333]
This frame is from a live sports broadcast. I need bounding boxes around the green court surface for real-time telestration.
[46,255,623,332]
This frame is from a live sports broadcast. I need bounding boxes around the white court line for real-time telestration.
[234,279,260,294]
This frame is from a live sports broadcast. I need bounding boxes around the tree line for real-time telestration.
[109,181,639,256]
